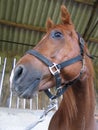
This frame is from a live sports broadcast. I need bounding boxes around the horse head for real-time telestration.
[12,6,85,99]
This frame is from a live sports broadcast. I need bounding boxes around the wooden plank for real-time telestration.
[89,38,98,44]
[75,0,94,5]
[0,19,46,33]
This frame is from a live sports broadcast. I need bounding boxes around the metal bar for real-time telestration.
[30,99,33,110]
[16,97,20,109]
[9,91,12,108]
[0,58,7,98]
[23,99,26,109]
[36,94,39,110]
[0,57,1,65]
[9,58,16,108]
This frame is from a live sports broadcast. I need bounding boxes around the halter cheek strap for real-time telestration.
[26,33,85,100]
[26,50,62,90]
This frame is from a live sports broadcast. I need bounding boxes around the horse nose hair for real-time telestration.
[14,65,25,83]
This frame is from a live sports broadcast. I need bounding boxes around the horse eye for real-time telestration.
[51,31,63,39]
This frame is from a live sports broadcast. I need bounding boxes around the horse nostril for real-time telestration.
[14,65,25,83]
[17,67,23,77]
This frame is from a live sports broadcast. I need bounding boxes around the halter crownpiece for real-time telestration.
[26,33,85,100]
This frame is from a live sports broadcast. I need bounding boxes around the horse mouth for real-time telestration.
[12,78,40,99]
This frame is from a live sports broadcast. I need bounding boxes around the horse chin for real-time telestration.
[12,78,40,99]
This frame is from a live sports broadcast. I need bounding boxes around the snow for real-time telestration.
[0,107,54,130]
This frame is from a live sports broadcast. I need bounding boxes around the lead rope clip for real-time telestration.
[25,100,57,130]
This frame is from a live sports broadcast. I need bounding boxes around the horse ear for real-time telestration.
[61,5,72,25]
[46,18,54,31]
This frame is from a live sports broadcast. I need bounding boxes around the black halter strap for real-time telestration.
[26,33,85,100]
[26,49,62,90]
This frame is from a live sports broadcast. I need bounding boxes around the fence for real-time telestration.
[0,56,98,110]
[0,57,58,110]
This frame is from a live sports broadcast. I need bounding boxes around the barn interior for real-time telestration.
[0,0,98,129]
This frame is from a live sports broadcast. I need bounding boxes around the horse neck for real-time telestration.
[49,57,96,130]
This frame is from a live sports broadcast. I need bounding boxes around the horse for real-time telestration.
[11,5,98,130]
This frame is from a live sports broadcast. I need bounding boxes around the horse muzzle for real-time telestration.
[11,64,42,99]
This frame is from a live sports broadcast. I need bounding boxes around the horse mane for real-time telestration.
[49,87,77,129]
[49,46,95,130]
[60,88,77,127]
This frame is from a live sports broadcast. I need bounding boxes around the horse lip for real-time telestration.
[13,78,40,99]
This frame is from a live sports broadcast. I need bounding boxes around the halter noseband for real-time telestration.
[26,33,85,100]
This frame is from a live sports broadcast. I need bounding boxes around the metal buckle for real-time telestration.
[80,37,85,46]
[49,63,60,75]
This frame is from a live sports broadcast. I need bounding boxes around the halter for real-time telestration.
[26,33,85,100]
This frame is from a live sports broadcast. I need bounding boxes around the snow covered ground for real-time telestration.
[0,107,54,130]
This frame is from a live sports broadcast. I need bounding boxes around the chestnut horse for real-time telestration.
[11,6,98,130]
